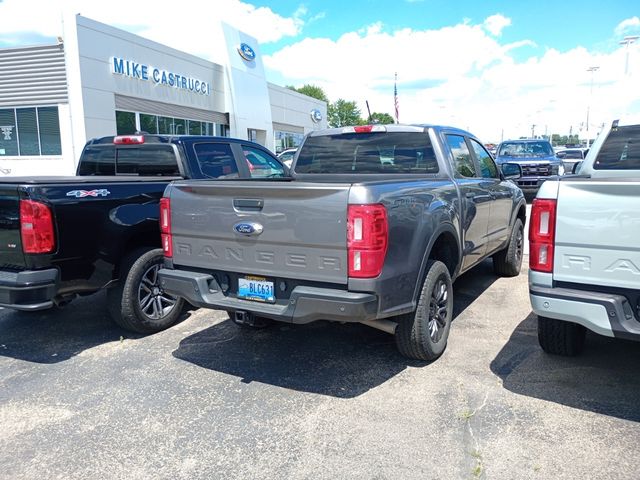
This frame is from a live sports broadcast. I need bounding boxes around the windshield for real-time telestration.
[295,132,439,174]
[498,141,554,157]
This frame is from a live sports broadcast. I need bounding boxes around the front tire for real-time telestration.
[107,248,184,334]
[395,260,453,361]
[537,316,586,356]
[493,218,524,277]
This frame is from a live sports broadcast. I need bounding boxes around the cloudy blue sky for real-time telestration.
[1,0,639,141]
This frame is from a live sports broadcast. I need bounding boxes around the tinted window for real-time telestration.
[17,108,39,155]
[593,125,640,170]
[296,132,438,174]
[78,146,116,175]
[116,146,179,176]
[0,109,18,156]
[38,107,62,155]
[116,111,136,135]
[470,140,499,179]
[242,145,286,178]
[193,143,239,179]
[446,134,477,178]
[498,141,554,157]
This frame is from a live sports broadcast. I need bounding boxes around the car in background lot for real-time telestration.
[556,147,589,173]
[277,148,297,168]
[495,139,564,193]
[529,118,640,356]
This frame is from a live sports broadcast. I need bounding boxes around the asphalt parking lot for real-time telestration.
[1,248,639,479]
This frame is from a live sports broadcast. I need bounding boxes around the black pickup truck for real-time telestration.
[0,134,286,333]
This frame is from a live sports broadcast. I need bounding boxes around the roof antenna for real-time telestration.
[365,100,372,123]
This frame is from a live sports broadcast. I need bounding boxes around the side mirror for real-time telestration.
[571,161,583,174]
[501,162,522,180]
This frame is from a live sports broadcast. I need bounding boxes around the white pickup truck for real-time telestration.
[529,118,640,355]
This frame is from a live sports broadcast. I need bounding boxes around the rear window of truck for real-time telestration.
[79,145,180,176]
[295,132,439,174]
[593,125,640,170]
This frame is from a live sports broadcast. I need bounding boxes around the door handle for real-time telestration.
[233,198,264,211]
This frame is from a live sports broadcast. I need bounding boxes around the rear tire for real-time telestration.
[395,260,453,361]
[493,218,524,277]
[107,248,184,334]
[537,316,586,356]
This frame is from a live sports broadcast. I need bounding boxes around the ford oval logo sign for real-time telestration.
[233,222,263,236]
[310,108,323,123]
[238,43,256,62]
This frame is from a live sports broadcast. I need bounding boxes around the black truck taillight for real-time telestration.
[20,199,55,254]
[159,197,172,258]
[529,198,557,273]
[347,204,388,278]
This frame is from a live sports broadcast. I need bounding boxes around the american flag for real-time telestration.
[394,72,399,123]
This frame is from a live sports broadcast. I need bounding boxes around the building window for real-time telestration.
[115,110,226,137]
[274,130,304,154]
[0,106,62,157]
[116,111,136,135]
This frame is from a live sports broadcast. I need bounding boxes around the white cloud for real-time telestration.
[0,0,302,49]
[265,16,640,142]
[483,14,511,37]
[615,16,640,36]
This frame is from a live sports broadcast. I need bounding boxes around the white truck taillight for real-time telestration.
[20,199,55,254]
[159,197,172,258]
[347,204,388,278]
[529,198,556,273]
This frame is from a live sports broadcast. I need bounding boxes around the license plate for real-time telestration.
[237,276,275,303]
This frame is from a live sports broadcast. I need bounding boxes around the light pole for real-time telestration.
[585,66,599,147]
[619,35,639,75]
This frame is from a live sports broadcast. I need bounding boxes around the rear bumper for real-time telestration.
[0,268,59,311]
[158,268,379,324]
[530,285,640,341]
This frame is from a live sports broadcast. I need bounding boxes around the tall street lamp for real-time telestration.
[620,35,639,75]
[585,66,599,148]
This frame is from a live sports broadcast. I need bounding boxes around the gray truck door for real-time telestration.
[468,139,513,253]
[445,134,491,271]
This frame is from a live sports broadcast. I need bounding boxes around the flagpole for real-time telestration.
[394,72,399,124]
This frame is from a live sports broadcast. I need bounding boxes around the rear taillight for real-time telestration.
[529,198,557,273]
[113,135,144,144]
[347,204,388,278]
[159,198,172,258]
[20,199,55,254]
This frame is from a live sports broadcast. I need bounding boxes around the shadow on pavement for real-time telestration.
[173,260,501,398]
[0,292,190,364]
[491,312,640,422]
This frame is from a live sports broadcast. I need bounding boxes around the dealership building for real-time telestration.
[0,14,327,176]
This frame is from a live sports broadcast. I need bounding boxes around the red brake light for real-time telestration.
[159,198,172,257]
[354,125,374,133]
[347,204,388,278]
[529,198,557,273]
[114,135,144,145]
[20,199,55,254]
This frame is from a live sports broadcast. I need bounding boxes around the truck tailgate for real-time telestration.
[0,185,25,268]
[554,180,640,289]
[169,181,351,284]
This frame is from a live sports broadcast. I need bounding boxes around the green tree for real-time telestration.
[287,84,329,103]
[328,99,364,127]
[369,112,395,124]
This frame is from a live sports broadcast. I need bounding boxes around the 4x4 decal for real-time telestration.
[66,189,111,198]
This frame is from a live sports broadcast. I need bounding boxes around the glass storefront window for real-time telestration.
[116,111,136,135]
[140,114,158,134]
[274,130,304,154]
[0,106,62,157]
[158,116,173,134]
[173,118,186,135]
[188,120,202,135]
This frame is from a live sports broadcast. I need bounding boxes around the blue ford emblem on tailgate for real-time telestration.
[233,222,263,236]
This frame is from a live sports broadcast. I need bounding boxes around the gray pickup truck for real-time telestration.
[159,124,526,360]
[530,118,640,356]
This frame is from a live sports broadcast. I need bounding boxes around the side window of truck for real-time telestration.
[78,146,116,175]
[593,125,640,170]
[446,134,477,178]
[193,142,239,178]
[241,145,286,178]
[469,140,499,179]
[116,146,180,176]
